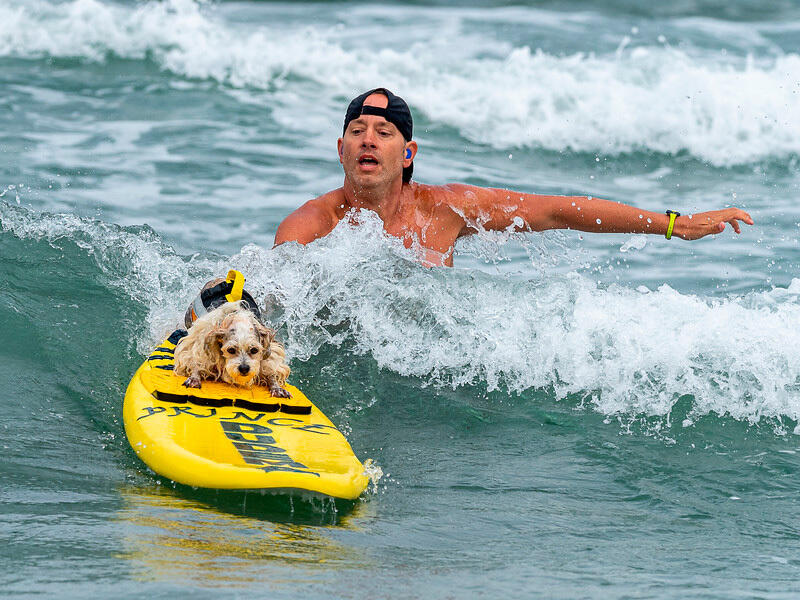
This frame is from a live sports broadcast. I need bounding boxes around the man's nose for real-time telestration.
[361,128,377,147]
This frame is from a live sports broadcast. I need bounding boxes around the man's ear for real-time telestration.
[403,141,418,167]
[337,138,344,164]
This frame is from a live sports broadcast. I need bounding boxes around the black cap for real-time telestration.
[343,88,414,183]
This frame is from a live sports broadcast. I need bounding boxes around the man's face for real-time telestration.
[338,93,410,191]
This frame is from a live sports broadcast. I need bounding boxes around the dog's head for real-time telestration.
[212,308,275,387]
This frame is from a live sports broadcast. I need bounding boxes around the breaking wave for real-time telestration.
[4,201,800,427]
[1,0,799,165]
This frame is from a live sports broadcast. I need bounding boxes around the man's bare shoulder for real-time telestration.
[274,189,345,246]
[411,182,532,236]
[411,182,502,213]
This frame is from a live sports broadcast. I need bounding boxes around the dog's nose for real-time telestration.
[238,364,250,375]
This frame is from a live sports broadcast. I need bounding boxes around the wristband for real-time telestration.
[665,210,680,240]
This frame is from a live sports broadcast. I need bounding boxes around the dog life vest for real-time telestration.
[188,269,262,323]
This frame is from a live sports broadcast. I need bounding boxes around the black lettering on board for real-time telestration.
[218,411,264,422]
[232,442,285,454]
[290,423,338,435]
[137,406,167,420]
[167,406,217,418]
[220,421,275,435]
[260,465,319,475]
[266,417,303,427]
[220,420,320,477]
[225,432,277,444]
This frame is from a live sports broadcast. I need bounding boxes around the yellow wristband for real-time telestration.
[665,210,680,240]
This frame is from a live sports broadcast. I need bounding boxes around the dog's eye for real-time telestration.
[249,347,259,355]
[225,347,237,355]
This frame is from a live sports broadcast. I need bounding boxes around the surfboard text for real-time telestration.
[220,421,320,477]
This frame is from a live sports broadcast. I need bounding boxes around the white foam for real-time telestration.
[5,201,800,425]
[2,0,799,165]
[619,235,648,253]
[233,212,800,426]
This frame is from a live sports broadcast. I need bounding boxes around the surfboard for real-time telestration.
[123,330,369,500]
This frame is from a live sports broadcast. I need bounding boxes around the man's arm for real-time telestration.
[274,198,338,246]
[444,184,754,240]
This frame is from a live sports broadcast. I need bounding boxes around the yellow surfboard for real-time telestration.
[123,330,369,500]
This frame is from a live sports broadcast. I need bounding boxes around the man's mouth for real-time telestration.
[358,155,379,166]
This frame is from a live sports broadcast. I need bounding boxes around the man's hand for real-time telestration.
[675,208,754,240]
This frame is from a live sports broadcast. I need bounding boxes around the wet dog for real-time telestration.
[173,301,291,398]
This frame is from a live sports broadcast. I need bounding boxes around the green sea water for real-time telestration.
[2,1,800,598]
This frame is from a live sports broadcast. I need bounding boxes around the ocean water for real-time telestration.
[2,0,800,597]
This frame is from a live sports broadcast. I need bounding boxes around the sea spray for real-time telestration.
[238,212,800,425]
[3,200,797,426]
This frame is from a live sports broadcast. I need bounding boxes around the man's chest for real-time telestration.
[382,204,462,254]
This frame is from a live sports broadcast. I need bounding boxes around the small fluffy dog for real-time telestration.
[173,301,291,398]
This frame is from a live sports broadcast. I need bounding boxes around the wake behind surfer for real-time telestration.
[274,88,754,267]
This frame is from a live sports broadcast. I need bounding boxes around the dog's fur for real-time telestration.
[173,301,291,398]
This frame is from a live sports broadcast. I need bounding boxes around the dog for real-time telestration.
[173,300,291,398]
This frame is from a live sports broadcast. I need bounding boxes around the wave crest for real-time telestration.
[4,203,799,426]
[238,212,800,426]
[2,0,799,165]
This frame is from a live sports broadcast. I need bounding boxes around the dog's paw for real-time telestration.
[182,376,202,389]
[270,385,291,398]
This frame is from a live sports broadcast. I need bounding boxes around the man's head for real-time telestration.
[338,88,417,192]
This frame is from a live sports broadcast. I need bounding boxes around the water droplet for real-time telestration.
[596,218,602,225]
[647,218,652,223]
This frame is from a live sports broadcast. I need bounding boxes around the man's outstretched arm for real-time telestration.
[445,184,754,240]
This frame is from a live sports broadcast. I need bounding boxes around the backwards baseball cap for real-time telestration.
[343,87,414,183]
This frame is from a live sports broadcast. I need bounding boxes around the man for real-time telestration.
[274,88,753,267]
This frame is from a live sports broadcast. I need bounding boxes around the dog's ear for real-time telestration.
[211,327,227,348]
[255,321,275,348]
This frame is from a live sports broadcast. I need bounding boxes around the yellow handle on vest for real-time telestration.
[225,269,245,302]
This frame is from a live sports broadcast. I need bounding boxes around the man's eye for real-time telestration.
[351,128,362,134]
